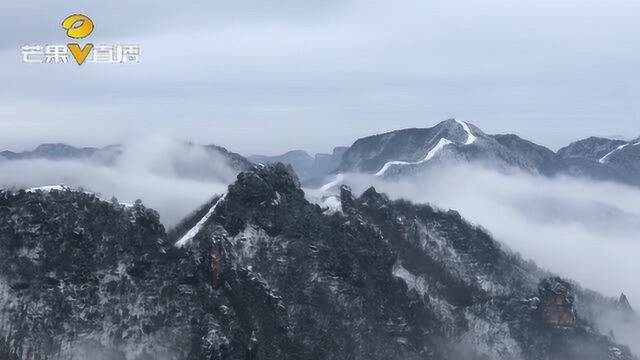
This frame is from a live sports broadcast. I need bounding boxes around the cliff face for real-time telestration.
[0,165,637,360]
[538,278,577,329]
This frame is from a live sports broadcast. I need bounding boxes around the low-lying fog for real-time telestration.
[2,145,639,347]
[311,166,640,310]
[310,165,640,352]
[0,137,234,226]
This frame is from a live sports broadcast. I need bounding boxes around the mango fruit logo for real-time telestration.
[61,14,94,65]
[62,14,94,39]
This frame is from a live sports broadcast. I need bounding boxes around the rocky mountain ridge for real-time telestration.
[1,164,636,359]
[323,119,640,187]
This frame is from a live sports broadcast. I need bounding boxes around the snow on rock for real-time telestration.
[455,119,477,145]
[228,225,280,265]
[392,261,456,326]
[375,138,454,176]
[23,185,134,208]
[599,143,629,163]
[461,310,523,360]
[320,195,342,214]
[176,194,226,248]
[25,185,70,192]
[392,262,428,295]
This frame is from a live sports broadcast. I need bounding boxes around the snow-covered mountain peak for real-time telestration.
[454,119,477,145]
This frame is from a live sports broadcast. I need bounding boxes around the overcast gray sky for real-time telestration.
[1,0,639,155]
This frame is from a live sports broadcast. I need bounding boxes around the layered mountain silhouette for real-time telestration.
[0,164,636,359]
[4,119,640,187]
[329,119,640,186]
[0,142,252,173]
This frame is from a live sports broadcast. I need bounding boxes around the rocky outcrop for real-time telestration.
[619,293,634,313]
[538,277,577,329]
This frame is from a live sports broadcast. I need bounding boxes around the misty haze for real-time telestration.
[2,0,640,359]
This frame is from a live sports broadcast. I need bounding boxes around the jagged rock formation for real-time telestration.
[619,294,634,313]
[0,164,637,359]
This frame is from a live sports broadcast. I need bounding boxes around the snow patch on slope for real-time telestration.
[461,310,523,360]
[599,144,629,164]
[392,262,428,294]
[392,261,456,325]
[455,120,477,145]
[375,138,454,176]
[176,194,226,247]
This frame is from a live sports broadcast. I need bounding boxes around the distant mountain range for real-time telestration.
[0,143,122,164]
[2,120,640,188]
[0,142,253,173]
[334,119,640,186]
[248,147,347,182]
[250,119,640,188]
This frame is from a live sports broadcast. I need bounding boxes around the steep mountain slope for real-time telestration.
[0,165,636,359]
[177,165,635,359]
[335,119,564,178]
[492,134,565,176]
[0,188,285,360]
[558,137,640,186]
[249,147,347,182]
[326,119,640,188]
[558,137,629,162]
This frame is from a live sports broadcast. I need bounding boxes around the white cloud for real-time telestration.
[0,136,235,226]
[312,166,640,307]
[311,165,640,351]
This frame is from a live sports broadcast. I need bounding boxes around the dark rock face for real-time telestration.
[538,278,577,329]
[618,293,634,314]
[0,165,637,360]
